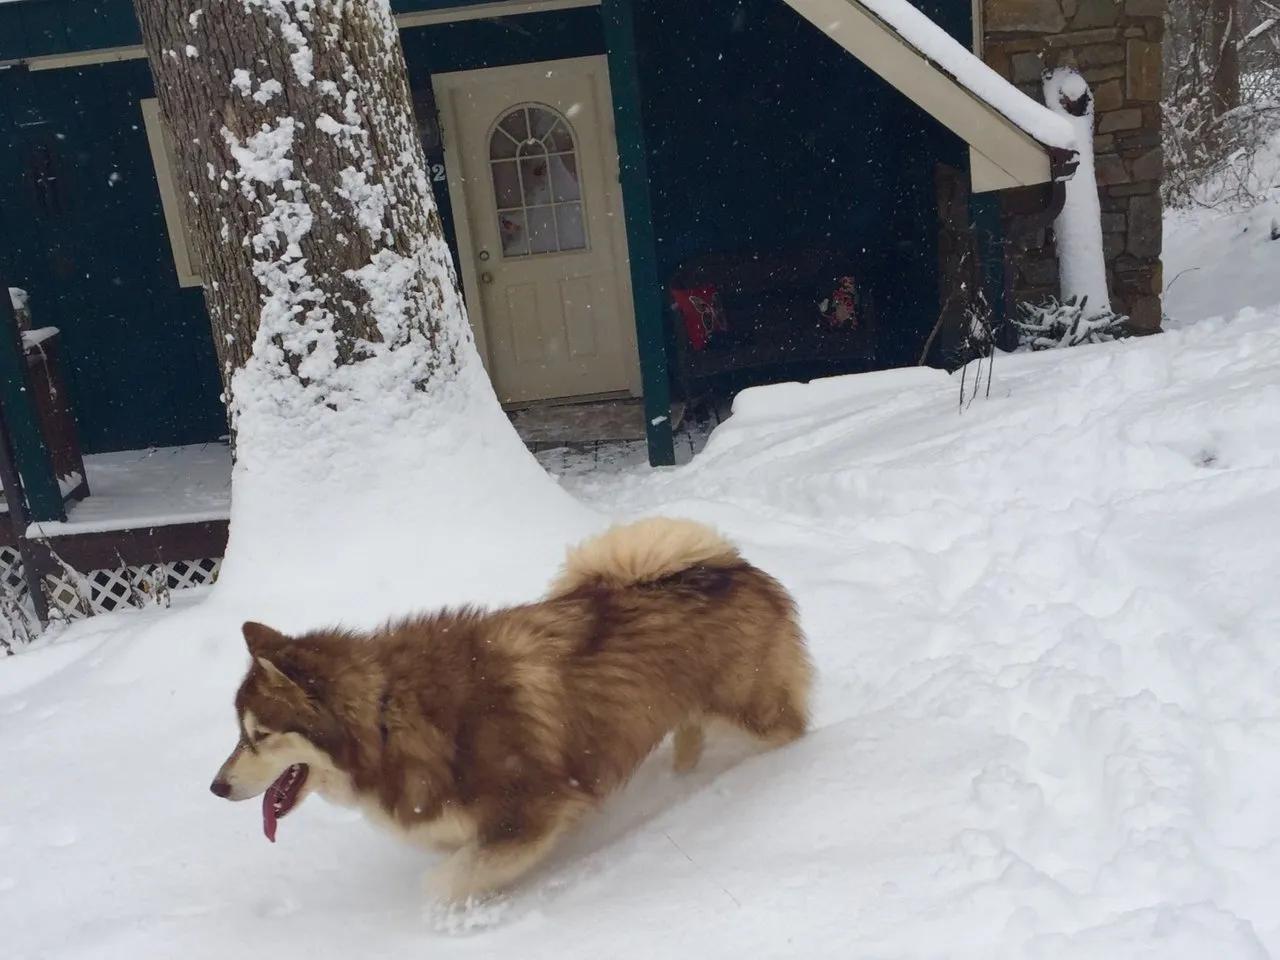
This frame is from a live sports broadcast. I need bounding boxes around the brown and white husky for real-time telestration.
[210,517,813,902]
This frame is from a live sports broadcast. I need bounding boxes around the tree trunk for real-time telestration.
[132,0,467,431]
[130,0,597,620]
[1210,0,1242,118]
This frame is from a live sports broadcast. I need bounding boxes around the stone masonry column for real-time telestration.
[982,0,1165,333]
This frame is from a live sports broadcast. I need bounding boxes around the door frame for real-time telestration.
[432,55,643,400]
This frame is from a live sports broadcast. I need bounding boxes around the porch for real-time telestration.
[0,441,230,620]
[0,308,715,622]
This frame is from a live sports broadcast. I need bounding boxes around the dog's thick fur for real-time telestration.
[211,517,813,902]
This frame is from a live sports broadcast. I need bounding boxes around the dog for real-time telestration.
[210,516,813,902]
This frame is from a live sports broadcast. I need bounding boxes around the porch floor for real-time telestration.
[15,406,723,540]
[26,443,233,538]
[532,403,726,479]
[509,397,686,449]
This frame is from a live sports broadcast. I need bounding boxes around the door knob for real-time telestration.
[481,271,494,284]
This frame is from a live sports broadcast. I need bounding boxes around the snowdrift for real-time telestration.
[4,310,1280,958]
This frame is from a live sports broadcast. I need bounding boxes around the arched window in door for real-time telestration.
[489,104,587,258]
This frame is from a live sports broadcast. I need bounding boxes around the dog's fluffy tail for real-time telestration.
[547,517,742,597]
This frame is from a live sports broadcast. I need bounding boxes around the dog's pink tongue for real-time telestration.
[263,792,278,843]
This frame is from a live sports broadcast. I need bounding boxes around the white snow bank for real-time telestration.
[5,312,1280,957]
[1164,130,1280,327]
[211,364,602,632]
[567,311,1280,956]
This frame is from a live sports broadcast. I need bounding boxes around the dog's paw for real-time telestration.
[426,844,483,904]
[425,889,514,935]
[424,847,518,933]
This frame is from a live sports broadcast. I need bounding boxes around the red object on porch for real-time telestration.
[671,284,728,351]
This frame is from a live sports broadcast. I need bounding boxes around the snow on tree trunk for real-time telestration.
[134,0,468,424]
[133,0,598,620]
[1042,67,1112,320]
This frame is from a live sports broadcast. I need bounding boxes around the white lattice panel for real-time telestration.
[0,545,39,652]
[0,545,27,597]
[37,556,222,620]
[167,558,221,592]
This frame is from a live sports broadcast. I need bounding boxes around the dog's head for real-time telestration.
[209,622,347,841]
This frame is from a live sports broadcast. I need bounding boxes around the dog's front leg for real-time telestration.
[426,793,588,904]
[426,842,486,904]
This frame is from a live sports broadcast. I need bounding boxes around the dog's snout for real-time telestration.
[210,777,232,799]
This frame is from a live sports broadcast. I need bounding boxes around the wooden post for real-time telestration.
[0,409,51,624]
[601,0,675,467]
[0,286,65,524]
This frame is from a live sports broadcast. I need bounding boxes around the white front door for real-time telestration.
[434,56,641,404]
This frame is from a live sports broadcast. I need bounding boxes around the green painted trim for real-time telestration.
[0,294,65,523]
[600,0,674,467]
[969,189,1006,328]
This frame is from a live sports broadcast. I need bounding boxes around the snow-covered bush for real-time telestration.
[1165,83,1280,208]
[1013,296,1130,351]
[1164,0,1280,208]
[0,584,40,655]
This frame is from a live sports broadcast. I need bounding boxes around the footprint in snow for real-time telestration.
[254,894,300,918]
[46,825,78,848]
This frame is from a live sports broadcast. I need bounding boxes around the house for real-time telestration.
[0,0,1163,618]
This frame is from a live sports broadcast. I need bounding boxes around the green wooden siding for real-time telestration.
[0,7,606,455]
[601,0,673,466]
[0,0,982,461]
[632,0,969,370]
[0,0,140,62]
[0,60,226,454]
[0,0,593,61]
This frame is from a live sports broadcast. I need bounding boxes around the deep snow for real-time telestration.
[5,302,1280,956]
[1163,129,1280,329]
[7,156,1280,954]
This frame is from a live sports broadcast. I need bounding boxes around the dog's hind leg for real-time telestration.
[716,658,812,752]
[738,625,813,749]
[672,719,705,774]
[428,793,590,903]
[735,690,808,748]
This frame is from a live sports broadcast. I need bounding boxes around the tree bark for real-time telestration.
[1210,0,1242,118]
[132,0,466,428]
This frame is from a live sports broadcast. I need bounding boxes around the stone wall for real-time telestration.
[982,0,1165,333]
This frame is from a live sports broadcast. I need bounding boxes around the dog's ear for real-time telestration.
[242,620,288,656]
[242,622,305,694]
[254,655,301,691]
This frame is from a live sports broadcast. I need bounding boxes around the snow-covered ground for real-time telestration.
[5,197,1280,958]
[24,443,232,537]
[1164,130,1280,328]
